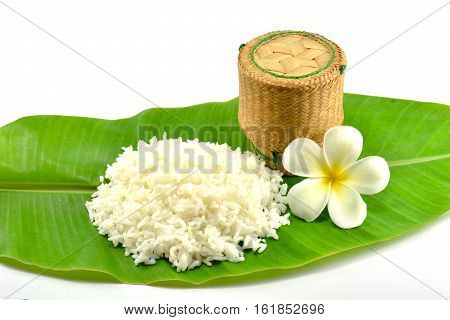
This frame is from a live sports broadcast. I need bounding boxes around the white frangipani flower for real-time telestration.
[282,126,390,229]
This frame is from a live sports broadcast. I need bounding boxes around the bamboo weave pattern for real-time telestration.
[254,34,331,76]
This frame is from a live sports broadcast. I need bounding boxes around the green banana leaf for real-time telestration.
[0,93,448,285]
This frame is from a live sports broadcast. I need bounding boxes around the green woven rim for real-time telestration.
[250,31,336,79]
[251,144,279,170]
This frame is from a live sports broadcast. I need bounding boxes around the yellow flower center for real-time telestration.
[325,164,348,187]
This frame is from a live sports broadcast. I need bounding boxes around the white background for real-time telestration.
[0,0,449,300]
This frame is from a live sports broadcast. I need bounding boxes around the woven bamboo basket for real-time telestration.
[238,31,346,173]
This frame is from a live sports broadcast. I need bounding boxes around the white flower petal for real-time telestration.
[339,156,390,195]
[328,182,367,229]
[323,126,363,174]
[282,138,329,177]
[287,178,331,222]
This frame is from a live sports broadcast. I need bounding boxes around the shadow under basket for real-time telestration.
[238,30,347,174]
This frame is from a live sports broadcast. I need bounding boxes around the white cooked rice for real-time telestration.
[86,136,289,271]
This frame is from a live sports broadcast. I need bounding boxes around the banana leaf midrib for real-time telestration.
[0,155,448,193]
[0,183,96,193]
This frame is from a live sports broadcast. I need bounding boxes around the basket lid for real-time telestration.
[253,32,335,78]
[238,31,346,87]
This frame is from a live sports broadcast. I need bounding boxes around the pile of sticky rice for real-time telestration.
[86,136,289,271]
